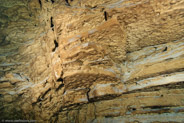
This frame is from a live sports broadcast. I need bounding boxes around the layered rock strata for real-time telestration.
[0,0,184,122]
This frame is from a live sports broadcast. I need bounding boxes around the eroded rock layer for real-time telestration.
[0,0,184,122]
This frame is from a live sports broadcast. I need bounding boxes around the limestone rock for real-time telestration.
[0,0,184,122]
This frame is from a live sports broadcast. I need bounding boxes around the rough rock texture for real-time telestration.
[0,0,184,122]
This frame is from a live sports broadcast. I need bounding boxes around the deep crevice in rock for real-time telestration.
[42,88,51,99]
[51,0,55,4]
[50,17,54,31]
[57,77,63,82]
[163,46,168,52]
[143,105,174,109]
[38,0,42,8]
[56,84,64,91]
[65,0,70,6]
[86,88,91,102]
[52,40,58,52]
[104,11,108,21]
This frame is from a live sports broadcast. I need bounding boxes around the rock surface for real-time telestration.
[0,0,184,122]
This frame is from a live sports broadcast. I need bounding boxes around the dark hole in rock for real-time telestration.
[163,47,167,52]
[57,78,63,82]
[104,11,108,21]
[143,105,172,109]
[18,93,24,97]
[41,88,51,99]
[56,84,64,91]
[51,0,55,3]
[38,0,42,8]
[65,0,70,6]
[132,108,136,111]
[52,40,58,52]
[126,51,131,53]
[51,17,54,31]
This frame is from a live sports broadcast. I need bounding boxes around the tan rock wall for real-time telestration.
[0,0,184,122]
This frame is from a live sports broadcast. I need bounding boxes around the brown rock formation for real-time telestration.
[0,0,184,122]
